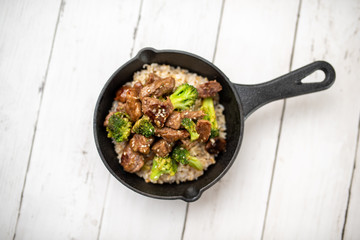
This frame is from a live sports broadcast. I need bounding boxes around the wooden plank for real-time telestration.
[263,0,360,239]
[183,0,300,239]
[0,0,61,238]
[343,120,360,240]
[13,0,141,239]
[132,0,222,60]
[98,1,223,239]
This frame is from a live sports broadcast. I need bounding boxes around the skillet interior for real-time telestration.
[94,48,244,201]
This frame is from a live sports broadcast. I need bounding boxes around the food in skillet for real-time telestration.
[104,64,226,184]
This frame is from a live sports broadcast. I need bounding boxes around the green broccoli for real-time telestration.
[150,156,178,181]
[181,118,199,141]
[201,97,219,138]
[171,146,203,171]
[131,115,155,137]
[106,112,132,142]
[169,83,198,110]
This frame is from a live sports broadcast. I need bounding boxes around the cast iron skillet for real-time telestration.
[94,47,335,202]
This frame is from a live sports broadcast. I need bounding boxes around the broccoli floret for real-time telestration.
[106,112,132,142]
[131,115,155,137]
[150,156,178,181]
[181,118,199,141]
[169,83,198,110]
[210,129,219,138]
[201,97,219,138]
[171,146,203,171]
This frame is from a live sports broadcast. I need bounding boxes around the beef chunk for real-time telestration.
[180,139,197,150]
[142,97,174,127]
[144,151,155,162]
[121,144,144,173]
[155,127,190,142]
[145,73,161,85]
[133,82,143,95]
[165,111,182,129]
[151,139,174,157]
[197,80,222,98]
[116,102,126,112]
[115,85,141,122]
[115,86,138,102]
[129,134,155,154]
[205,137,226,155]
[180,110,205,120]
[125,99,142,122]
[139,76,175,99]
[196,120,211,142]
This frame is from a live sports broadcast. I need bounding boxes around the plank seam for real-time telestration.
[12,1,65,239]
[180,203,189,240]
[260,0,302,238]
[341,114,360,240]
[181,1,226,239]
[95,1,144,238]
[129,0,144,57]
[212,0,226,63]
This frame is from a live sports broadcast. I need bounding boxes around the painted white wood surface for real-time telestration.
[0,0,61,238]
[14,0,141,239]
[344,124,360,240]
[132,0,222,60]
[263,0,360,239]
[98,1,223,239]
[184,0,300,239]
[0,0,359,239]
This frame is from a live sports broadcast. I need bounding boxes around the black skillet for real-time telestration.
[93,48,335,202]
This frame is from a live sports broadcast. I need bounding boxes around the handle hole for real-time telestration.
[300,69,325,84]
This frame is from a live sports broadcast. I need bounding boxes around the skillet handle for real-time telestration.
[234,61,336,119]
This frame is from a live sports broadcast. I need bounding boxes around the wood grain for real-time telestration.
[14,0,141,239]
[343,119,360,240]
[0,0,358,239]
[263,0,360,238]
[0,0,61,238]
[98,0,223,239]
[183,0,300,239]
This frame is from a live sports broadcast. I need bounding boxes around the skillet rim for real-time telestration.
[93,47,245,201]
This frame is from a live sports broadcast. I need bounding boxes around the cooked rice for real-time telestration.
[111,63,226,184]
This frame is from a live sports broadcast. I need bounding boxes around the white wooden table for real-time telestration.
[1,0,359,239]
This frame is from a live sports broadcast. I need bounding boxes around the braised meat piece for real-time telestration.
[133,82,143,95]
[145,73,161,85]
[103,112,114,127]
[115,86,138,102]
[180,110,205,120]
[153,77,175,96]
[121,144,144,173]
[165,111,205,130]
[129,134,155,154]
[116,102,126,112]
[114,85,141,122]
[151,139,174,157]
[180,139,197,150]
[196,120,212,142]
[139,76,175,99]
[142,97,174,127]
[155,127,190,142]
[197,80,222,98]
[114,86,130,102]
[144,151,155,162]
[165,111,182,129]
[125,99,142,122]
[205,137,226,155]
